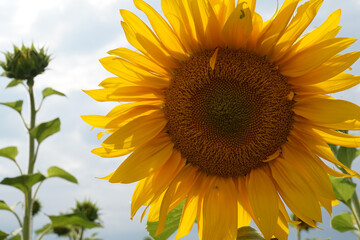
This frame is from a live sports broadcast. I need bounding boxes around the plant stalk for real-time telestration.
[23,80,36,240]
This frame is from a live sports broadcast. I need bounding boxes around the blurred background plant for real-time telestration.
[0,44,80,240]
[35,199,102,240]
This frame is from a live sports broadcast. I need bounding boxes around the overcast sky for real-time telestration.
[1,0,360,239]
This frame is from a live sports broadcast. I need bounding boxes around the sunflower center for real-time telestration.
[164,48,294,177]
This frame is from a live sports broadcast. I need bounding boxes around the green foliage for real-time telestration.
[0,173,46,194]
[42,87,65,99]
[329,176,356,206]
[336,146,360,168]
[6,235,21,240]
[0,230,9,240]
[146,201,184,240]
[236,226,265,240]
[49,213,102,229]
[331,212,357,233]
[0,101,23,114]
[0,146,18,162]
[47,166,78,184]
[0,44,50,81]
[30,118,60,143]
[6,79,23,88]
[72,200,99,222]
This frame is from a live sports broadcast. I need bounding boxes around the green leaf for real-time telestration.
[0,173,46,194]
[49,213,102,229]
[0,230,9,240]
[42,88,66,99]
[0,200,12,212]
[35,224,52,235]
[237,226,265,240]
[146,201,185,240]
[0,101,23,114]
[331,212,357,232]
[336,146,358,168]
[6,235,21,240]
[6,79,23,88]
[30,118,60,143]
[329,144,338,155]
[47,166,78,184]
[330,176,356,205]
[0,146,18,162]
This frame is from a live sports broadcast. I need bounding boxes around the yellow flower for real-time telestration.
[82,0,360,239]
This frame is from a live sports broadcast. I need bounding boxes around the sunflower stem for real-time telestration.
[296,228,301,240]
[23,79,37,240]
[351,191,360,231]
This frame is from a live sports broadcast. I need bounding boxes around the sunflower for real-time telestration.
[82,0,360,239]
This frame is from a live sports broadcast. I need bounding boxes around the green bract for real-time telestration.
[0,44,50,81]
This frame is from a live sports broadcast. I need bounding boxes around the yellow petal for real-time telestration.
[156,165,199,235]
[102,111,166,149]
[133,0,187,60]
[222,2,253,49]
[280,38,356,77]
[292,124,360,178]
[120,9,180,69]
[91,146,134,158]
[270,158,322,223]
[247,167,278,240]
[283,9,341,61]
[175,173,205,239]
[274,210,289,240]
[99,56,170,88]
[109,133,174,183]
[283,137,335,200]
[295,72,360,94]
[107,48,169,76]
[271,0,323,62]
[237,201,251,228]
[202,177,238,240]
[189,0,222,49]
[257,0,299,55]
[294,97,360,124]
[98,77,136,88]
[208,0,236,27]
[161,0,198,51]
[147,192,165,222]
[289,51,360,85]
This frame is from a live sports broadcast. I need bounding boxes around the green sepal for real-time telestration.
[0,173,46,194]
[0,146,18,162]
[330,176,356,206]
[42,88,66,99]
[0,230,8,240]
[146,201,185,240]
[30,118,60,143]
[331,212,357,233]
[49,213,102,229]
[0,101,23,114]
[6,79,23,88]
[47,166,78,184]
[237,226,264,240]
[0,200,12,212]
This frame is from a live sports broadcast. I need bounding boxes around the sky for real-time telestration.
[1,0,360,239]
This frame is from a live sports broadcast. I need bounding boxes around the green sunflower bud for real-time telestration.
[32,199,42,216]
[0,44,50,82]
[72,200,100,222]
[53,226,71,236]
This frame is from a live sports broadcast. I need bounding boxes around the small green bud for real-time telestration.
[32,199,42,216]
[72,199,100,222]
[53,226,71,236]
[0,44,51,81]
